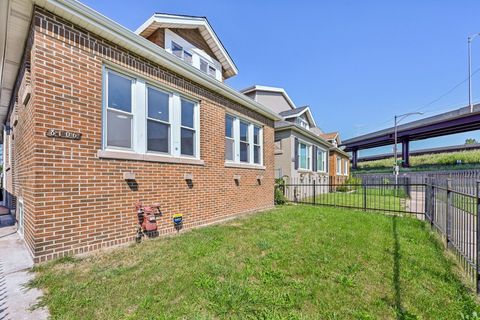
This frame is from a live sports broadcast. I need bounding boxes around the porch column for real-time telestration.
[351,149,358,170]
[401,140,410,167]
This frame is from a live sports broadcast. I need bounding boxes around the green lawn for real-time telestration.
[305,187,407,212]
[31,205,479,319]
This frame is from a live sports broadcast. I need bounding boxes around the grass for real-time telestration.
[355,150,480,173]
[304,187,407,212]
[31,205,480,319]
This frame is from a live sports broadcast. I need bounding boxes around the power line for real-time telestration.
[354,67,480,136]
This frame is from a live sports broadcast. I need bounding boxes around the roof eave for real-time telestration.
[4,0,280,122]
[240,85,296,110]
[275,124,332,148]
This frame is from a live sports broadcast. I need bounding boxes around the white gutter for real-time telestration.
[276,124,332,148]
[0,0,11,106]
[36,0,280,121]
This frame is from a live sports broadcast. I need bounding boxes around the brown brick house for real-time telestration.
[0,0,279,262]
[319,132,351,183]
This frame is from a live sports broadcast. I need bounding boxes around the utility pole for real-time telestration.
[468,33,480,112]
[393,112,423,185]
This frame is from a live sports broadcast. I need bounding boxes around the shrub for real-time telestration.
[274,179,286,205]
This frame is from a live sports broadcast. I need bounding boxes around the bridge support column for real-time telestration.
[351,150,358,170]
[402,140,410,167]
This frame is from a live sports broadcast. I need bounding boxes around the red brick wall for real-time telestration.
[6,7,275,262]
[328,150,350,184]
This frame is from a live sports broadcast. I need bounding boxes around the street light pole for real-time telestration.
[393,112,424,185]
[468,33,480,112]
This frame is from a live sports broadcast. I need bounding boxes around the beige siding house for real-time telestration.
[241,86,331,192]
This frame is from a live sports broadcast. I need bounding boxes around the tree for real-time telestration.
[465,138,477,145]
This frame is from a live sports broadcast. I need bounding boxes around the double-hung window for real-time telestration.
[105,71,134,149]
[316,148,326,172]
[147,86,170,153]
[239,121,250,162]
[344,159,349,175]
[298,142,311,170]
[336,157,342,175]
[180,99,196,156]
[225,115,235,161]
[103,68,199,159]
[225,114,263,165]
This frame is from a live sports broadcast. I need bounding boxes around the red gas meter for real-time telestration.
[134,201,161,242]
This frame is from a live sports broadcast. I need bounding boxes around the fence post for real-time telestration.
[424,177,429,219]
[313,179,316,205]
[445,179,452,247]
[430,181,435,227]
[363,182,367,211]
[476,181,480,295]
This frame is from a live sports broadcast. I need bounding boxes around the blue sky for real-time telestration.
[82,0,480,156]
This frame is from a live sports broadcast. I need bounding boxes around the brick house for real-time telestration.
[319,132,351,183]
[0,0,280,262]
[241,86,331,196]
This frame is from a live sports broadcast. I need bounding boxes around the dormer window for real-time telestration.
[208,65,216,78]
[200,59,208,73]
[184,51,193,64]
[171,41,193,66]
[172,41,183,58]
[163,30,222,81]
[297,117,309,130]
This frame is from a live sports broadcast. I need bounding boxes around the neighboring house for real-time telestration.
[320,132,351,183]
[1,1,280,262]
[241,86,331,191]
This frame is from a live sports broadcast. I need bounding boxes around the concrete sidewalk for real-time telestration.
[0,226,48,320]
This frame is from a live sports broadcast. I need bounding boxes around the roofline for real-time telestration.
[275,124,332,148]
[135,13,238,77]
[330,147,350,158]
[3,0,280,122]
[240,85,296,110]
[282,105,317,128]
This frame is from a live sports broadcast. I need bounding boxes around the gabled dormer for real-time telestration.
[320,132,341,147]
[279,106,316,130]
[136,13,238,81]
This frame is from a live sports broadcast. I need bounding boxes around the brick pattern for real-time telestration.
[5,7,275,262]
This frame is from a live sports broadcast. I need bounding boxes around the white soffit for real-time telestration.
[0,0,33,122]
[0,0,280,125]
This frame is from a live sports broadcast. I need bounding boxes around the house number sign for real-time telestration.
[46,129,82,140]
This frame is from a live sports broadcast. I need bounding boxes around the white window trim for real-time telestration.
[316,148,327,173]
[102,68,136,152]
[297,117,310,130]
[225,114,263,166]
[298,141,312,171]
[336,156,342,175]
[165,29,222,81]
[344,159,349,176]
[102,66,200,160]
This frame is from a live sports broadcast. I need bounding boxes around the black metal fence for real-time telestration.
[276,177,480,292]
[355,169,480,197]
[280,178,425,215]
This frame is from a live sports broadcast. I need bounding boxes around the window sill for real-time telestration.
[298,169,312,173]
[97,150,205,166]
[224,162,265,170]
